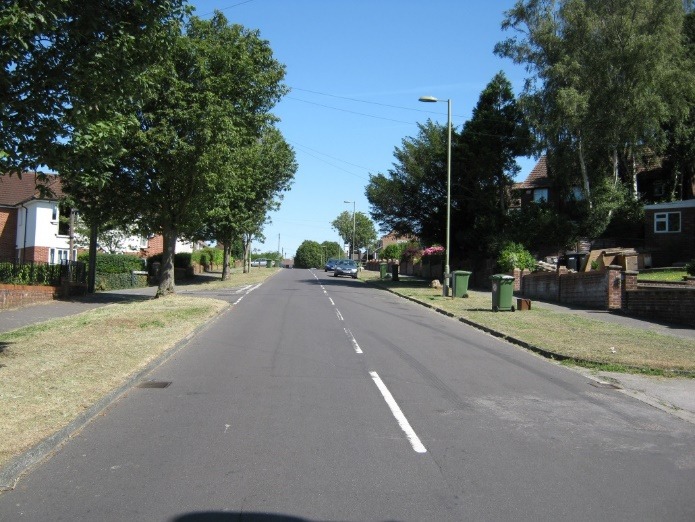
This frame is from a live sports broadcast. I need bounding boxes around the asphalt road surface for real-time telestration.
[1,268,694,521]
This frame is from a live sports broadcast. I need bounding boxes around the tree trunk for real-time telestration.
[88,221,98,294]
[157,225,177,297]
[242,235,251,273]
[221,240,231,281]
[578,135,592,207]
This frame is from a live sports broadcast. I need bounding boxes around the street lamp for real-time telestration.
[419,95,452,297]
[344,200,356,261]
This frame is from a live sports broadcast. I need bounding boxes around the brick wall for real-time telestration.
[626,287,695,327]
[0,208,17,260]
[18,246,50,263]
[0,283,59,310]
[520,266,624,309]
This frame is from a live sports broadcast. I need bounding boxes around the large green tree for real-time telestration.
[109,12,288,296]
[207,123,296,280]
[495,0,693,210]
[456,72,533,261]
[330,210,377,259]
[294,240,322,269]
[366,120,449,248]
[367,73,531,264]
[1,0,185,173]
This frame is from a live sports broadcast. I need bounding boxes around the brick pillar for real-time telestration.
[622,270,638,310]
[605,265,623,309]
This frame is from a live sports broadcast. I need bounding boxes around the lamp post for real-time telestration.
[344,200,356,261]
[419,95,451,297]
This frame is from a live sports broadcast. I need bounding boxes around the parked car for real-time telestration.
[250,258,267,267]
[334,259,358,279]
[325,258,339,271]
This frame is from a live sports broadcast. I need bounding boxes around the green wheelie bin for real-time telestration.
[452,270,472,298]
[490,274,515,312]
[379,262,388,280]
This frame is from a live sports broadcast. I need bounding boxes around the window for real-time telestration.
[569,186,584,201]
[49,248,70,264]
[533,188,549,203]
[51,205,58,221]
[654,212,681,233]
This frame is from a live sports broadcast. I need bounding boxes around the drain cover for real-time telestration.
[137,381,171,389]
[589,381,621,390]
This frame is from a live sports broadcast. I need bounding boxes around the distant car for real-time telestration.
[334,259,358,279]
[325,258,339,271]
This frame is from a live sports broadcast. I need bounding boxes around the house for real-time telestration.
[0,172,199,264]
[513,156,557,208]
[643,200,695,267]
[0,172,71,263]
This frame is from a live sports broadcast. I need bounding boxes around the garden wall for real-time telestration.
[520,266,625,310]
[0,284,59,310]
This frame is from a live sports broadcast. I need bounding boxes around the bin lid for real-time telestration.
[490,274,515,280]
[453,270,472,275]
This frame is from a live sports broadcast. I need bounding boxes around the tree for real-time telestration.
[495,0,693,215]
[107,12,288,296]
[366,120,449,248]
[330,211,377,258]
[294,240,322,269]
[320,241,343,261]
[1,1,186,173]
[456,72,533,261]
[207,123,296,281]
[367,73,531,265]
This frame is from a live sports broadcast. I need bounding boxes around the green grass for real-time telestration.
[637,269,688,282]
[360,271,695,375]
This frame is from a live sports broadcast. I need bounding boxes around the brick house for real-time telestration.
[1,173,197,263]
[643,200,695,267]
[0,172,70,263]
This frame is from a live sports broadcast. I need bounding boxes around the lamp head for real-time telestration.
[419,95,438,103]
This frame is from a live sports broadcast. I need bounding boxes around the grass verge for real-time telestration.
[0,268,278,472]
[360,272,694,376]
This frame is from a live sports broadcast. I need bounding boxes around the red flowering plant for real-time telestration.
[422,245,445,257]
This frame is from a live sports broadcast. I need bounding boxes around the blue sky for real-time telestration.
[190,0,538,257]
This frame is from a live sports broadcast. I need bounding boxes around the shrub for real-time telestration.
[147,252,193,269]
[497,242,537,272]
[382,243,405,260]
[687,259,695,276]
[77,253,144,274]
[193,247,224,267]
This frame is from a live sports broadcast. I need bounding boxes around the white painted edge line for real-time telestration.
[369,371,427,453]
[343,328,363,354]
[335,309,344,321]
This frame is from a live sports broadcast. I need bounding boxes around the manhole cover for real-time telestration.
[589,381,621,390]
[137,381,171,389]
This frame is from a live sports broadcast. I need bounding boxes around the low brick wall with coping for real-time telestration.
[0,284,60,310]
[515,267,695,326]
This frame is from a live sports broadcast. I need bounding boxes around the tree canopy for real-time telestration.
[330,210,377,258]
[495,0,694,205]
[366,72,532,264]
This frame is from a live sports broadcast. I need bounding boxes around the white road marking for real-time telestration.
[369,371,427,453]
[335,309,344,321]
[329,298,335,306]
[344,328,363,354]
[232,283,262,305]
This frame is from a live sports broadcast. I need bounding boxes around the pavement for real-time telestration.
[1,279,694,427]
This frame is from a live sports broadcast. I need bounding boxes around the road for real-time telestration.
[1,268,693,521]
